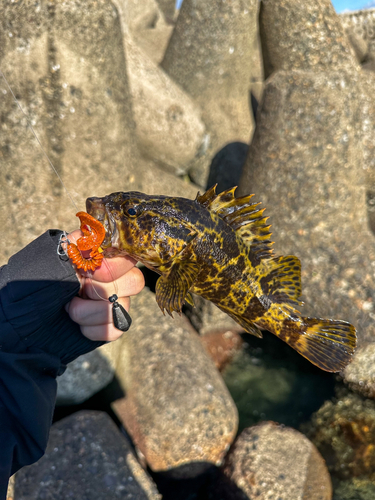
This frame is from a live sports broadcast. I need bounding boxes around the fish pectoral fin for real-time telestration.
[156,261,199,316]
[184,292,195,307]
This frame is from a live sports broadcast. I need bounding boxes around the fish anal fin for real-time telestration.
[259,255,302,307]
[156,260,199,316]
[282,318,357,372]
[223,310,263,338]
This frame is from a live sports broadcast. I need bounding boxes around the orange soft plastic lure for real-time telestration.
[66,212,105,272]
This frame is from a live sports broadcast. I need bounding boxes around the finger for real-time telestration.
[67,229,138,281]
[80,322,126,342]
[67,296,130,327]
[81,255,138,283]
[82,266,145,300]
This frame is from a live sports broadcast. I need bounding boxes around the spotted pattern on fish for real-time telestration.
[86,185,357,373]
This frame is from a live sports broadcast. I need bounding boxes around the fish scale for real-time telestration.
[86,185,357,373]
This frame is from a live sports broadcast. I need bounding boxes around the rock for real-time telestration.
[6,476,14,500]
[200,330,243,371]
[13,411,161,499]
[117,0,174,64]
[184,295,243,337]
[222,332,336,432]
[133,20,173,65]
[127,158,200,199]
[161,0,257,186]
[345,27,369,63]
[0,0,201,266]
[206,142,248,193]
[363,59,375,72]
[154,0,176,23]
[0,0,136,262]
[340,8,375,63]
[260,0,358,79]
[304,388,375,481]
[212,422,332,500]
[125,36,205,175]
[56,350,115,405]
[362,73,375,240]
[332,477,375,500]
[123,0,162,33]
[110,288,238,477]
[238,0,375,396]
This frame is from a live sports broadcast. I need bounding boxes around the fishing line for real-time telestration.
[0,68,79,213]
[1,57,130,330]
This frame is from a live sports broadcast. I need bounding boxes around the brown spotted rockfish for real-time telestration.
[86,185,357,372]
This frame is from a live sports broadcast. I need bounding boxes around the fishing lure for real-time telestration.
[66,212,131,331]
[66,212,105,272]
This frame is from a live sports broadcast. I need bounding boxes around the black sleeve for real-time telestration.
[0,230,105,499]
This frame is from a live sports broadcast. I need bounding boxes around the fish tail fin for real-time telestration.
[280,317,357,372]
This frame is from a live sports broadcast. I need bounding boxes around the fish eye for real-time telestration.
[122,203,141,217]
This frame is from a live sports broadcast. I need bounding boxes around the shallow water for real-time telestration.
[223,330,336,431]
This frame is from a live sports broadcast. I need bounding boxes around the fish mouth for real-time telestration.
[86,197,118,249]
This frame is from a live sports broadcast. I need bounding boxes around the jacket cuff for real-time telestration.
[0,230,105,367]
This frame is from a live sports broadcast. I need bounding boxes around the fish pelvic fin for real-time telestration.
[195,185,274,262]
[280,317,357,372]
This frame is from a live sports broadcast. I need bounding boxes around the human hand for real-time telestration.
[64,229,145,342]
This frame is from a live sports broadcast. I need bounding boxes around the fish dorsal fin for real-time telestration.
[196,185,274,261]
[195,184,220,207]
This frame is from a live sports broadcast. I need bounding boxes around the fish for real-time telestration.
[86,185,357,372]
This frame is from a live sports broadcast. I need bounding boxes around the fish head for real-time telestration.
[86,192,197,270]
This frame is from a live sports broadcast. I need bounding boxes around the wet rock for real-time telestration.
[200,330,243,371]
[125,36,205,175]
[161,0,257,186]
[332,477,375,500]
[213,422,332,500]
[239,0,375,396]
[13,411,161,499]
[110,288,238,477]
[222,332,336,432]
[304,388,375,481]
